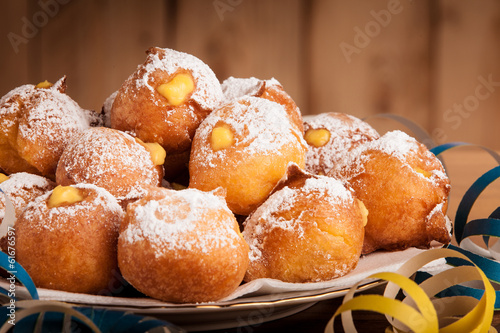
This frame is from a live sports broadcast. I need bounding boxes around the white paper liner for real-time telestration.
[0,246,443,309]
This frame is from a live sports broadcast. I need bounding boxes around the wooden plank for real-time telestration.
[432,0,500,150]
[37,0,170,111]
[309,0,433,132]
[174,0,307,113]
[0,0,30,96]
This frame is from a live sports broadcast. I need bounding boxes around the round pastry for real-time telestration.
[221,76,303,133]
[0,76,101,178]
[0,172,55,252]
[330,130,451,254]
[110,47,224,156]
[56,127,165,207]
[15,183,124,294]
[189,96,307,216]
[0,172,55,223]
[303,112,379,175]
[243,164,367,283]
[118,186,249,303]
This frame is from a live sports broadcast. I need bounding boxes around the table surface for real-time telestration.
[199,149,500,333]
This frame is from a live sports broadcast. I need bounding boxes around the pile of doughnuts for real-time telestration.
[0,47,451,302]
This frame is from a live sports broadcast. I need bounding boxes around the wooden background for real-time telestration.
[1,0,500,149]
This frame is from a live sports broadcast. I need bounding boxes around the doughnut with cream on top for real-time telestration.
[303,112,379,175]
[15,183,124,294]
[0,77,101,178]
[110,47,224,156]
[189,96,307,216]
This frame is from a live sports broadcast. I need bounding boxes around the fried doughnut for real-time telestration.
[118,187,249,303]
[111,47,223,155]
[330,130,451,254]
[0,172,55,223]
[56,127,164,207]
[15,183,124,294]
[243,164,366,283]
[303,112,379,175]
[0,77,101,178]
[0,172,55,252]
[189,96,307,215]
[221,76,303,132]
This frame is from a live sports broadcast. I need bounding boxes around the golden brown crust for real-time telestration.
[303,112,379,176]
[56,127,164,207]
[110,47,223,155]
[189,97,307,216]
[0,77,100,179]
[117,187,249,303]
[15,184,123,294]
[243,165,365,283]
[331,131,451,254]
[221,77,303,133]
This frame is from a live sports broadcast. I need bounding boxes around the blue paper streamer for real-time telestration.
[454,166,500,244]
[415,143,500,309]
[0,306,186,333]
[0,251,38,301]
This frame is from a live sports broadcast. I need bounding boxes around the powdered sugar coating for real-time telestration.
[56,127,162,203]
[0,77,101,175]
[221,76,281,101]
[303,112,379,175]
[193,96,307,169]
[121,188,242,259]
[331,130,443,182]
[243,175,355,263]
[18,183,123,233]
[1,78,99,142]
[130,47,223,110]
[0,172,54,221]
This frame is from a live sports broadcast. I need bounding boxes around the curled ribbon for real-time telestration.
[0,300,186,333]
[326,141,500,332]
[325,248,497,333]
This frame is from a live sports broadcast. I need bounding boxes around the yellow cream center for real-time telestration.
[157,73,194,106]
[35,80,53,89]
[135,138,166,166]
[48,185,84,208]
[305,128,331,147]
[211,124,234,151]
[414,167,432,178]
[0,173,9,184]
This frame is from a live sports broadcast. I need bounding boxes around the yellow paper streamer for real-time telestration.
[325,248,497,333]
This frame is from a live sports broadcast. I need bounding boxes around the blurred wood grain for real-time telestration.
[1,0,499,149]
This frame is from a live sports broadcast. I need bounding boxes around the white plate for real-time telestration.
[1,246,442,331]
